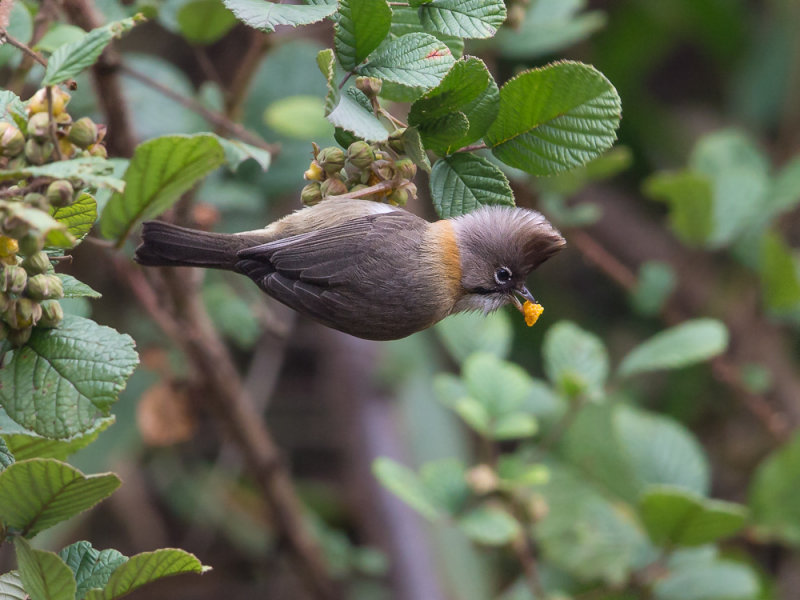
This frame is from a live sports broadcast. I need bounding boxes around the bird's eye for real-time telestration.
[494,266,512,285]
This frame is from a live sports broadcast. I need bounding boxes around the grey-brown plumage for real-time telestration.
[135,199,565,340]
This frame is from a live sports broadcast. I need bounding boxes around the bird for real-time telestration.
[134,198,566,341]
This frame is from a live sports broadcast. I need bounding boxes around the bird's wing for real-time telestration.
[235,211,424,326]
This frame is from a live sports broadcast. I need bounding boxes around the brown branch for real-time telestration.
[118,64,278,154]
[0,28,48,66]
[328,180,394,200]
[225,28,271,119]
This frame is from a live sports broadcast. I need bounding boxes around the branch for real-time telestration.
[118,64,278,154]
[0,28,47,66]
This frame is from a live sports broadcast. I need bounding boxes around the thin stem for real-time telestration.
[511,534,547,599]
[339,70,354,90]
[118,64,278,153]
[327,180,394,200]
[0,177,51,198]
[0,28,48,66]
[456,142,488,153]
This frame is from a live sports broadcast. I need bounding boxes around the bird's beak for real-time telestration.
[510,286,537,313]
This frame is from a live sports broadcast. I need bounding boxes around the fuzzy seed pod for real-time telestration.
[393,158,417,181]
[300,182,323,207]
[26,273,63,300]
[0,235,19,258]
[304,160,325,182]
[68,117,99,148]
[22,251,50,275]
[1,215,29,239]
[38,299,64,328]
[1,265,28,294]
[3,297,41,329]
[58,138,76,159]
[355,76,382,98]
[387,187,409,206]
[0,123,25,157]
[317,147,346,175]
[8,325,32,347]
[88,143,107,158]
[346,141,375,170]
[28,87,70,116]
[27,112,51,141]
[18,232,43,256]
[320,177,348,197]
[46,180,75,208]
[24,138,54,165]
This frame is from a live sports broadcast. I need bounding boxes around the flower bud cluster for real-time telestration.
[300,132,419,208]
[0,87,102,346]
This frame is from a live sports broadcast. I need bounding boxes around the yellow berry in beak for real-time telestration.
[523,301,543,327]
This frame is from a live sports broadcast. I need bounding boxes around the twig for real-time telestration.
[118,64,278,154]
[339,71,354,90]
[510,533,547,599]
[225,28,270,119]
[456,142,488,153]
[328,180,394,200]
[0,28,48,66]
[0,177,51,198]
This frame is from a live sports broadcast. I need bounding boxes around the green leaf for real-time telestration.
[335,0,392,71]
[435,310,512,363]
[429,154,514,218]
[0,315,138,439]
[59,541,127,600]
[485,61,620,176]
[326,88,388,142]
[0,91,27,127]
[618,319,729,378]
[357,32,455,91]
[630,260,676,316]
[542,320,608,398]
[0,157,126,192]
[263,95,329,139]
[2,203,73,249]
[372,457,440,520]
[222,0,336,32]
[15,538,77,600]
[0,571,26,600]
[408,57,495,154]
[419,458,470,515]
[56,274,102,299]
[760,232,800,313]
[613,405,709,496]
[643,171,714,245]
[0,437,13,471]
[0,459,120,538]
[496,0,606,59]
[400,126,432,173]
[317,48,337,115]
[99,134,226,243]
[34,24,87,53]
[51,193,97,241]
[653,559,759,600]
[691,130,769,244]
[43,16,139,85]
[213,136,272,171]
[2,416,115,462]
[418,0,506,39]
[464,353,536,416]
[639,486,747,547]
[83,549,208,600]
[177,0,238,44]
[458,505,520,546]
[750,432,800,545]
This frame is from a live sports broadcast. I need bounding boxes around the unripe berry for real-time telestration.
[387,187,409,206]
[394,158,417,181]
[0,123,25,157]
[38,299,64,328]
[25,274,63,300]
[18,233,43,256]
[28,86,70,116]
[320,177,348,197]
[1,265,28,294]
[8,325,32,347]
[27,112,51,141]
[300,182,323,206]
[23,193,49,211]
[346,141,375,170]
[88,143,107,158]
[68,117,99,148]
[22,251,50,275]
[317,147,346,175]
[46,180,74,208]
[3,297,41,329]
[24,139,54,165]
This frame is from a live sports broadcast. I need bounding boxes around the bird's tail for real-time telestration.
[134,221,253,270]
